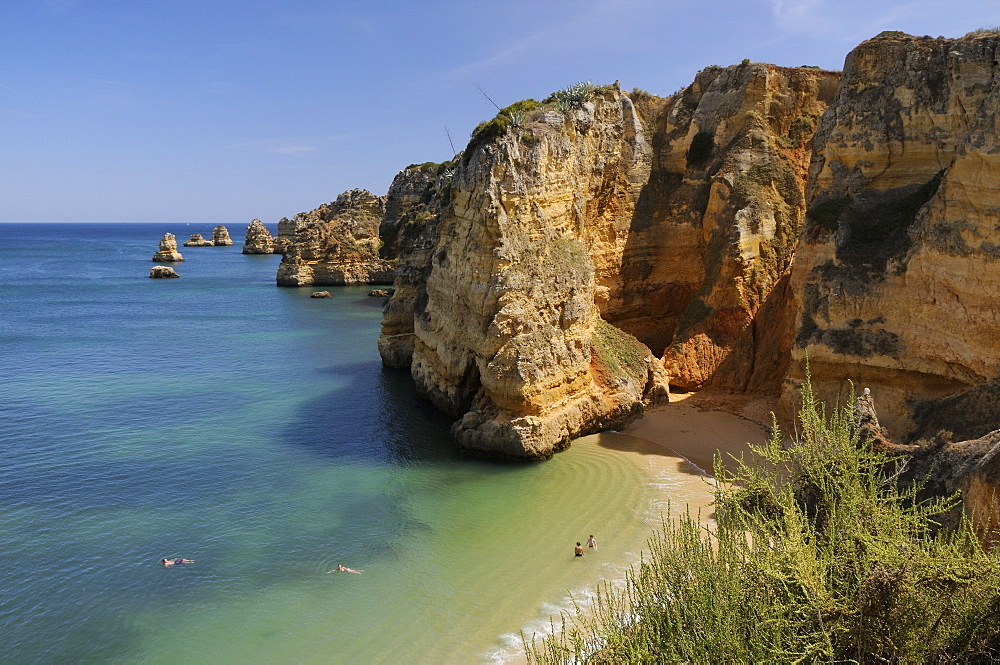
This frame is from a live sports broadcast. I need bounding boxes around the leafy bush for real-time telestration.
[525,375,1000,663]
[464,99,541,163]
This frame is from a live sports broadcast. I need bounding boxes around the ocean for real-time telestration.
[0,223,703,663]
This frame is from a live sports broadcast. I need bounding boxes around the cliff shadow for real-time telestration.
[277,360,460,465]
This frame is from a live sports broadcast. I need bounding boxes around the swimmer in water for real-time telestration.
[327,564,362,574]
[162,558,194,567]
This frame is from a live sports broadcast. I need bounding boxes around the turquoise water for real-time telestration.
[0,223,687,663]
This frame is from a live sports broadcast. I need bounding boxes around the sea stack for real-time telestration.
[152,233,184,262]
[211,225,234,246]
[275,189,396,286]
[242,219,276,254]
[149,266,180,278]
[182,233,214,247]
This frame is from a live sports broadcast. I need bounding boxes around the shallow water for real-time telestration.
[0,223,710,663]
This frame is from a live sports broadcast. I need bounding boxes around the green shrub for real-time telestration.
[464,99,541,163]
[554,80,595,107]
[591,319,649,376]
[525,374,1000,663]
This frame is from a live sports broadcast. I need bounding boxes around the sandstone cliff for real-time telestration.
[211,225,233,246]
[376,69,838,458]
[275,189,396,287]
[242,219,276,254]
[183,233,214,247]
[624,65,838,392]
[377,161,455,369]
[782,31,1000,441]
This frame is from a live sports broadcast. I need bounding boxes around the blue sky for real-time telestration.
[2,0,998,223]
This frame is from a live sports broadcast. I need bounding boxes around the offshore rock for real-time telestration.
[182,233,214,247]
[211,225,233,246]
[242,219,276,254]
[782,31,1000,439]
[369,288,394,297]
[276,189,396,287]
[151,233,184,262]
[149,265,180,278]
[310,291,332,298]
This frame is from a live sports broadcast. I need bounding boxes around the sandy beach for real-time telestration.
[624,392,774,472]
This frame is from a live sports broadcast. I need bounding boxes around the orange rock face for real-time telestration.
[783,33,1000,441]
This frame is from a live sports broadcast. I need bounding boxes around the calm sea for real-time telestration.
[0,223,689,663]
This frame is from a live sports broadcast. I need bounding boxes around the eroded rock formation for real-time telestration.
[211,225,233,246]
[377,69,837,458]
[276,190,395,287]
[627,65,839,393]
[782,31,1000,440]
[183,233,214,247]
[242,219,276,254]
[377,162,455,369]
[152,233,184,262]
[149,265,180,278]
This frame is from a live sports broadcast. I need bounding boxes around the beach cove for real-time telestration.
[0,223,765,663]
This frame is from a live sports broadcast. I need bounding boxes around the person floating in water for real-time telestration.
[327,564,362,574]
[574,542,584,557]
[162,558,194,567]
[587,535,598,551]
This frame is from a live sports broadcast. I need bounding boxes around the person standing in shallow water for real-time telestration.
[587,535,597,551]
[574,542,584,557]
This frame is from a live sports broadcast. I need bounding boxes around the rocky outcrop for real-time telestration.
[782,31,1000,440]
[377,162,455,369]
[311,291,332,298]
[898,429,1000,544]
[152,233,184,262]
[149,265,179,278]
[274,216,305,254]
[211,225,233,246]
[242,219,276,254]
[377,70,837,458]
[384,86,681,459]
[275,189,396,286]
[632,65,839,392]
[183,233,214,247]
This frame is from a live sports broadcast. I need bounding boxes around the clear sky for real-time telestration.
[2,0,998,223]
